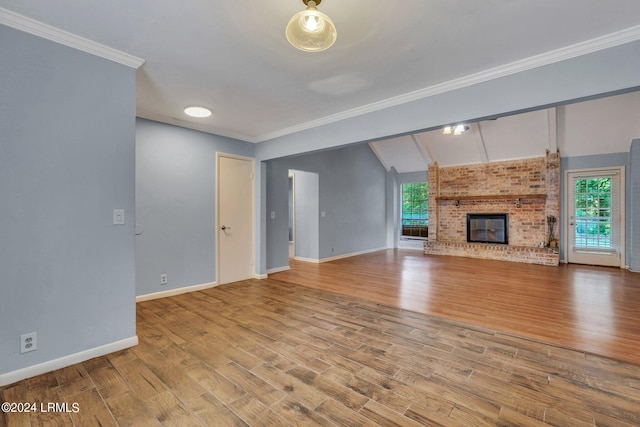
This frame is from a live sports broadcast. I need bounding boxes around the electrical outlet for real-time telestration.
[160,274,168,285]
[20,332,37,354]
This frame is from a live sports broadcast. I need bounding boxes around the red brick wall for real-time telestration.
[437,199,546,246]
[426,151,560,265]
[437,157,546,198]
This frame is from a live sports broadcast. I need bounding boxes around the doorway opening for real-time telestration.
[288,169,319,263]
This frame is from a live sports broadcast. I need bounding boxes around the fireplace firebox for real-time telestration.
[467,213,509,244]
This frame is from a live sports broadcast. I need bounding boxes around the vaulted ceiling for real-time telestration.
[370,90,640,171]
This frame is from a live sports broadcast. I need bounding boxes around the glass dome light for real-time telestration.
[286,0,337,52]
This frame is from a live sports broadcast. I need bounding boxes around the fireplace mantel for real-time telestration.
[435,194,546,202]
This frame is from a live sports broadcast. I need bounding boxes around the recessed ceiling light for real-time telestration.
[184,106,212,118]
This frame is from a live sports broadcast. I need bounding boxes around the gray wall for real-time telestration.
[399,171,429,185]
[266,144,387,270]
[291,170,319,260]
[135,119,254,296]
[0,27,137,376]
[385,168,399,248]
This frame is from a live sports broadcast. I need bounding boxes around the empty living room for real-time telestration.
[2,1,640,426]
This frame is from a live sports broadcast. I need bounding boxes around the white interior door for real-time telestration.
[217,154,254,284]
[566,168,624,267]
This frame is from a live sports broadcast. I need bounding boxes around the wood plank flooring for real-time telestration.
[273,251,640,366]
[2,251,640,426]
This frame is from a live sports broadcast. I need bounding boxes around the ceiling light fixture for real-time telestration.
[286,0,337,52]
[443,124,469,135]
[184,106,212,118]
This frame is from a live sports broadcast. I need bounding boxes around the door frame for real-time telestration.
[563,166,625,268]
[216,152,256,284]
[288,171,296,261]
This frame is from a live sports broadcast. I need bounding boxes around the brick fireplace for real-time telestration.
[423,150,560,266]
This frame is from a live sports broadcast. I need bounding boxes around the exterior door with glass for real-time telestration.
[566,168,624,267]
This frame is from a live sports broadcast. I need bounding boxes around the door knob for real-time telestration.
[221,225,231,231]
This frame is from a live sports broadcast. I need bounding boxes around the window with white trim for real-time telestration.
[401,182,428,239]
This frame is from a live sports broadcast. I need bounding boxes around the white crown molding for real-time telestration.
[255,25,640,143]
[13,0,634,143]
[136,109,260,143]
[0,7,145,69]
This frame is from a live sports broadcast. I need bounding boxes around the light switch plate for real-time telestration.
[113,209,125,225]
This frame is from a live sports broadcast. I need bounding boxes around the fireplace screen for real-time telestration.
[467,213,509,244]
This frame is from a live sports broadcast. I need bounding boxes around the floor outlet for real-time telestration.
[21,332,37,354]
[160,274,168,285]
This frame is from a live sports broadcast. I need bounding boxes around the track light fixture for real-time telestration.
[443,124,469,135]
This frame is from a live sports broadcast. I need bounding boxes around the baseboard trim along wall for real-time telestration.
[398,239,426,251]
[293,256,321,263]
[136,282,217,302]
[0,336,138,387]
[266,266,291,274]
[293,246,387,264]
[319,247,386,263]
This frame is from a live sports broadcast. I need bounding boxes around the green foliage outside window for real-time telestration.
[574,177,612,248]
[401,182,428,238]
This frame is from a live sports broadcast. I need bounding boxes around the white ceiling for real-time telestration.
[2,1,640,145]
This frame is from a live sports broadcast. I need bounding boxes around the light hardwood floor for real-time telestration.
[274,250,640,366]
[1,250,640,426]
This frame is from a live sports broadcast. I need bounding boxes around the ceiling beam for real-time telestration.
[368,142,392,172]
[411,134,434,166]
[473,123,489,163]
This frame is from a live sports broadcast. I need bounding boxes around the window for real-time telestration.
[574,176,613,249]
[401,182,429,238]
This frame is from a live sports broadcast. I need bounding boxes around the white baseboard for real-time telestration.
[398,241,426,251]
[319,246,386,263]
[294,256,320,263]
[0,336,138,387]
[266,266,290,274]
[253,273,268,279]
[136,282,217,302]
[294,247,386,264]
